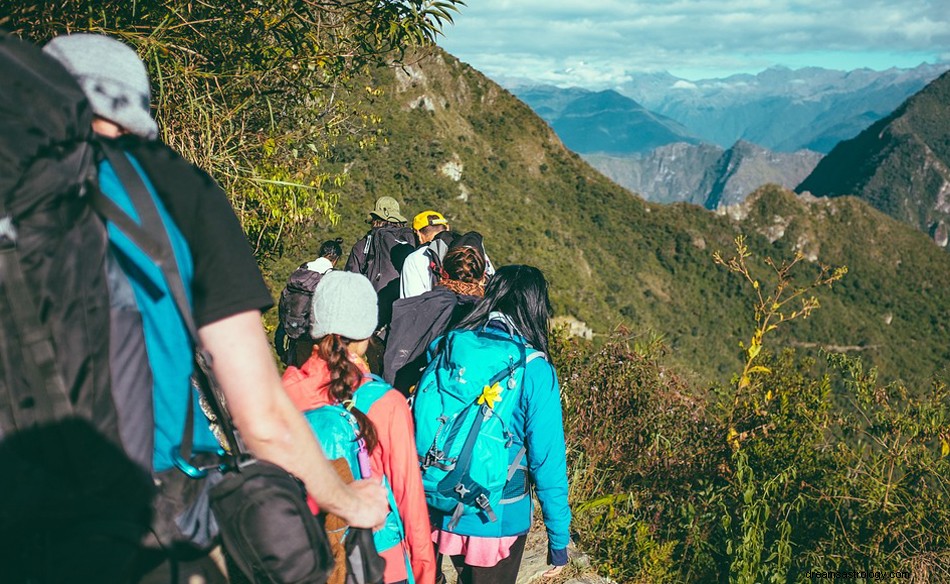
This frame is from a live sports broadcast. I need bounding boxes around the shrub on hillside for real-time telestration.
[556,240,950,582]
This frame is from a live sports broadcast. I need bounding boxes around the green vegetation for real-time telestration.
[556,242,950,582]
[4,0,463,259]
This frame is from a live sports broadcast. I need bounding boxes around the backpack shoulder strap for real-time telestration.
[355,374,394,412]
[526,350,546,364]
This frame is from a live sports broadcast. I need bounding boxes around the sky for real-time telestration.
[437,0,950,87]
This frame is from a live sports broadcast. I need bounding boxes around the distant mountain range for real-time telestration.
[797,70,950,248]
[585,141,823,208]
[511,64,949,154]
[514,87,700,155]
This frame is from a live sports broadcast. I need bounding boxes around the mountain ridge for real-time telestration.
[797,70,950,247]
[509,63,949,154]
[519,87,702,155]
[584,140,822,208]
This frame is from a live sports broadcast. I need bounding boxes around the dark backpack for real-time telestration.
[0,33,153,583]
[362,225,415,293]
[0,35,226,581]
[279,264,329,341]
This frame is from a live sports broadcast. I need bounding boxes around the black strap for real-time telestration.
[0,237,74,427]
[0,141,97,430]
[93,143,243,467]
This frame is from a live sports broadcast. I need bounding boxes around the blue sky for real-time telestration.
[438,0,950,85]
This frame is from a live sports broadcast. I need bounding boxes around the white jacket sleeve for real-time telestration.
[399,249,432,299]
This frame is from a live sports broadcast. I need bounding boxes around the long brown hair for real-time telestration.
[442,246,486,283]
[318,334,379,452]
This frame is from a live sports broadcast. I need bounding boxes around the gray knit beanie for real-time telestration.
[43,34,158,140]
[310,271,378,341]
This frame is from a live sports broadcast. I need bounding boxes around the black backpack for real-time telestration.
[275,264,328,366]
[279,264,329,341]
[1,36,340,584]
[0,33,154,583]
[362,225,416,293]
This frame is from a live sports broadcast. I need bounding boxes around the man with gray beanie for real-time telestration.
[43,33,159,141]
[42,32,388,580]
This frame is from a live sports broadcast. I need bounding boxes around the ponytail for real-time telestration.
[318,334,379,452]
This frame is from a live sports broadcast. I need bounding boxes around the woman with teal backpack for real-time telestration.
[282,270,436,584]
[413,265,571,584]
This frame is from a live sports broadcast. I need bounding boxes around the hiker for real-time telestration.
[384,233,488,394]
[32,33,388,580]
[283,271,437,584]
[345,196,416,292]
[400,210,454,299]
[275,237,344,367]
[414,265,571,584]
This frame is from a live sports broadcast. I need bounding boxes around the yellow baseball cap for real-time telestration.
[412,210,449,231]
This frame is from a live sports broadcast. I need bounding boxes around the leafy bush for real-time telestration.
[3,0,462,259]
[555,241,950,582]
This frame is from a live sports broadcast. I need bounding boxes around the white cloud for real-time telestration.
[438,0,950,84]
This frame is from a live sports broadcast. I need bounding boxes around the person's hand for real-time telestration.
[542,565,565,578]
[341,478,389,528]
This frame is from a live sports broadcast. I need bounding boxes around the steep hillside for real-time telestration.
[797,70,950,248]
[584,143,722,206]
[274,49,950,387]
[516,87,701,154]
[585,141,822,208]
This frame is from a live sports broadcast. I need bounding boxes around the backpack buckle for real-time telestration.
[423,448,444,469]
[506,357,517,389]
[475,493,490,509]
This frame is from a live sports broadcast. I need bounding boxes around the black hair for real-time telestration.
[456,265,552,353]
[319,238,344,263]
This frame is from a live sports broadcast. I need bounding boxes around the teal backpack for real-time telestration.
[413,327,544,529]
[302,375,412,577]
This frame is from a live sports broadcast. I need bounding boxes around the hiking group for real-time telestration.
[0,30,571,584]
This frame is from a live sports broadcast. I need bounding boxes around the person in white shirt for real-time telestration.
[400,210,452,299]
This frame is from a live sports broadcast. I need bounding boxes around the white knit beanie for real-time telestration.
[310,271,378,340]
[43,34,158,139]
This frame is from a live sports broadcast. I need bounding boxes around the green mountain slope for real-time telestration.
[274,49,950,387]
[797,71,950,247]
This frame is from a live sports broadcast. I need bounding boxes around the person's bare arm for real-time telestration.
[198,310,388,527]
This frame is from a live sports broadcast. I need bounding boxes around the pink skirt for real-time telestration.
[432,530,519,568]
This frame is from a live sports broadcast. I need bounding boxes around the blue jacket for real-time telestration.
[431,321,572,563]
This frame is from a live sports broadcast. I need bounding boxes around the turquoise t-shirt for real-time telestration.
[99,152,219,472]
